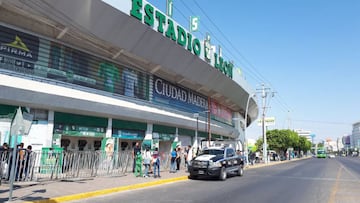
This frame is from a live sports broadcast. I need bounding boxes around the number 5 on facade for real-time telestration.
[190,16,199,32]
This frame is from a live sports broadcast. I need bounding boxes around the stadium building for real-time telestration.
[0,0,258,156]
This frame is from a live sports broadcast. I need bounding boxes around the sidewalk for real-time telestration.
[0,169,189,203]
[0,157,311,203]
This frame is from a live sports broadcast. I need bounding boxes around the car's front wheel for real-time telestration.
[237,165,244,176]
[219,167,227,181]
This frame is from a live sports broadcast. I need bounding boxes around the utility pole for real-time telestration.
[257,84,275,164]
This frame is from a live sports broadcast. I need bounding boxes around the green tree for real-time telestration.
[266,129,299,155]
[254,129,309,156]
[297,136,312,153]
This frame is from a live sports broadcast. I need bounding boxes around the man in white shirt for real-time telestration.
[186,145,193,172]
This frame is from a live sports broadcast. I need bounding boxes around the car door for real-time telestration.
[225,148,235,169]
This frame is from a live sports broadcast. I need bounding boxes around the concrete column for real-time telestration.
[47,110,54,147]
[174,127,179,142]
[144,123,154,149]
[145,123,153,140]
[106,118,112,138]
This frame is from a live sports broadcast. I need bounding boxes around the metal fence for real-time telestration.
[0,149,174,183]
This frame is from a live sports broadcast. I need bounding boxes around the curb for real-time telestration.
[245,156,312,169]
[24,176,189,203]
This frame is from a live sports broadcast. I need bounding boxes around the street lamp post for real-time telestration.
[193,110,210,150]
[193,113,199,150]
[207,110,211,147]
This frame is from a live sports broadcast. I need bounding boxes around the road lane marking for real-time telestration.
[336,161,360,181]
[328,166,342,203]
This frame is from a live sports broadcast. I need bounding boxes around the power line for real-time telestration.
[170,1,272,86]
[178,0,266,84]
[162,1,293,118]
[188,0,295,117]
[172,1,350,136]
[191,0,272,85]
[274,96,292,113]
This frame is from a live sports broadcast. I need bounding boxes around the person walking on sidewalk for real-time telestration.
[132,142,141,173]
[134,151,143,177]
[152,147,160,178]
[143,148,151,178]
[170,148,177,173]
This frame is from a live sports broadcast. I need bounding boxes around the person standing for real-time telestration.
[186,145,193,172]
[132,142,141,173]
[183,146,189,169]
[24,145,34,180]
[0,143,9,180]
[176,147,181,171]
[0,143,9,151]
[143,148,151,178]
[170,148,177,173]
[16,143,25,181]
[152,147,160,178]
[134,151,143,177]
[255,151,260,163]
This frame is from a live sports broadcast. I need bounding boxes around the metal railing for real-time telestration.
[0,149,174,183]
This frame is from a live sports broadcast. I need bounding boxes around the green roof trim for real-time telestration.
[54,112,107,127]
[178,128,195,136]
[112,119,147,131]
[153,124,176,134]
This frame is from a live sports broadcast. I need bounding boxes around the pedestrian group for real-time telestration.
[132,142,194,178]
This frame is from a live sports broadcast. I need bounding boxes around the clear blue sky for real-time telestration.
[120,0,360,142]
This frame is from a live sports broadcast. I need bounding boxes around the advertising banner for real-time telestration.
[0,25,39,74]
[0,25,149,101]
[210,100,232,125]
[152,76,208,113]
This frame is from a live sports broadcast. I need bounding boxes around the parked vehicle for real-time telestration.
[188,147,244,181]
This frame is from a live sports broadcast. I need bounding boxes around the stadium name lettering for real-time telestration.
[130,0,233,78]
[131,0,201,56]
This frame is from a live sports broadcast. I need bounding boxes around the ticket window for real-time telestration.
[78,140,87,151]
[94,140,101,151]
[61,139,71,151]
[120,142,129,151]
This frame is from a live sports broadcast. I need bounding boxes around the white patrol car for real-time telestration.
[188,147,244,181]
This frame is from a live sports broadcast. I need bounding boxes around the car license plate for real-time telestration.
[198,170,204,175]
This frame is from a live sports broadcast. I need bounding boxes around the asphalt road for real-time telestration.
[71,157,360,203]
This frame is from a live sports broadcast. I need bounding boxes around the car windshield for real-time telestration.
[200,149,224,156]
